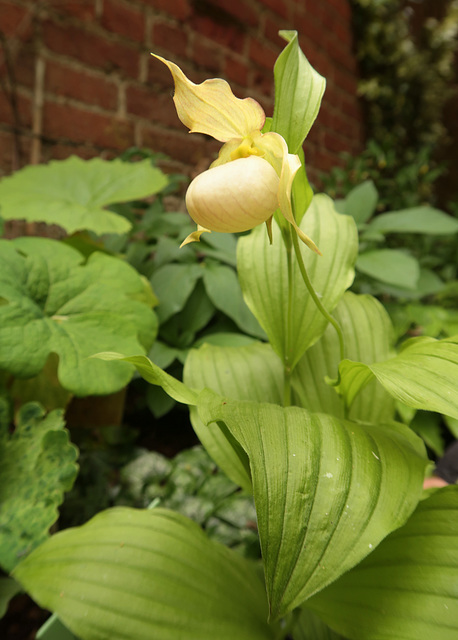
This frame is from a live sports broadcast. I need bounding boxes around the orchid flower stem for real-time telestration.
[291,228,345,367]
[283,227,294,407]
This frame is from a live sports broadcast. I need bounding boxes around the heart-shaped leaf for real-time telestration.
[0,238,157,396]
[198,393,427,620]
[237,195,358,369]
[306,486,458,640]
[14,507,276,640]
[0,156,168,235]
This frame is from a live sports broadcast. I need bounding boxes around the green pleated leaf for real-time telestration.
[0,156,168,235]
[198,393,427,621]
[356,249,420,290]
[0,238,157,396]
[184,342,283,490]
[293,608,346,640]
[0,403,78,573]
[271,31,326,153]
[368,206,458,235]
[237,195,358,369]
[306,486,458,640]
[338,335,458,420]
[292,292,395,423]
[13,507,275,640]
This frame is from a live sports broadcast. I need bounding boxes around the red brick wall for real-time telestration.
[0,0,364,183]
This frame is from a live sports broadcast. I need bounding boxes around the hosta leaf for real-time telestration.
[0,403,78,572]
[342,180,378,226]
[198,392,427,620]
[368,206,458,235]
[184,342,283,490]
[292,292,395,423]
[293,608,346,640]
[271,31,326,154]
[306,486,458,640]
[237,195,358,369]
[150,263,203,323]
[356,249,420,290]
[0,156,168,235]
[13,508,276,640]
[338,335,458,420]
[0,238,157,396]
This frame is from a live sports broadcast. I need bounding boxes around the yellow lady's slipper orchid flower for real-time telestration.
[152,54,320,254]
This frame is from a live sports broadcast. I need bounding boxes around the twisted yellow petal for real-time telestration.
[152,54,265,142]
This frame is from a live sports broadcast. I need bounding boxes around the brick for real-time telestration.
[249,39,279,71]
[0,129,31,176]
[152,21,188,58]
[191,39,221,73]
[142,0,192,21]
[43,100,134,149]
[324,130,350,154]
[224,55,250,87]
[262,0,289,20]
[126,83,182,128]
[12,47,36,89]
[43,142,101,162]
[190,15,245,50]
[204,0,259,28]
[0,89,32,128]
[251,69,274,100]
[45,59,118,111]
[101,0,146,43]
[0,2,31,37]
[42,20,139,78]
[139,123,218,165]
[334,68,358,97]
[263,16,290,49]
[48,0,97,22]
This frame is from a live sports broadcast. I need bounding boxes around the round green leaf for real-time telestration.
[0,156,168,235]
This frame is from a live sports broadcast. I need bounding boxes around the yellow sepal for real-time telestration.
[152,54,266,142]
[180,225,211,248]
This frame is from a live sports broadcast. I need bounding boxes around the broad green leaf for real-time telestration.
[203,263,266,338]
[294,608,346,640]
[238,195,358,369]
[292,292,395,423]
[0,156,168,235]
[0,238,157,396]
[368,206,458,235]
[13,507,276,640]
[0,577,22,619]
[198,393,427,620]
[356,249,420,289]
[343,181,378,225]
[150,263,203,323]
[271,31,326,154]
[96,352,198,405]
[306,486,458,640]
[338,335,458,420]
[37,614,79,640]
[184,342,283,490]
[0,403,78,572]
